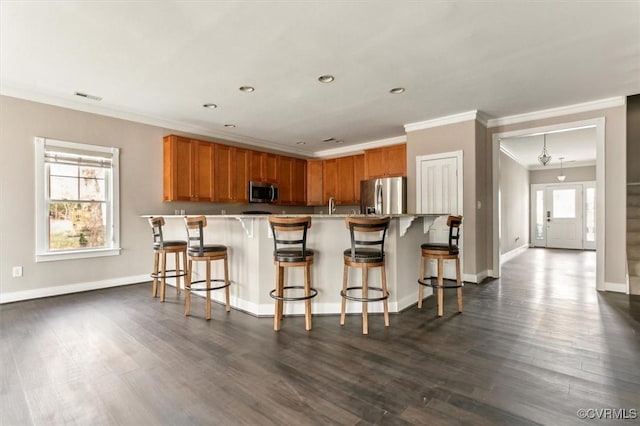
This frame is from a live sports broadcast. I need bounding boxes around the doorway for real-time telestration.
[492,117,605,291]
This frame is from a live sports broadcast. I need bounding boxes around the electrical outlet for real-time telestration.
[12,266,23,277]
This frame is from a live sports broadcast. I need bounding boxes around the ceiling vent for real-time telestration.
[74,91,102,101]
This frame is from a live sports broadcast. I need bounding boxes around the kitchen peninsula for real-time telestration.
[145,214,442,316]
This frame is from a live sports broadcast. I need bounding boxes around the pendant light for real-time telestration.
[538,134,551,166]
[557,157,566,182]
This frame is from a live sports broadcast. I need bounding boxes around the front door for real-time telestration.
[531,183,592,249]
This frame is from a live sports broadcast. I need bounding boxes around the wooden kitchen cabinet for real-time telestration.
[306,160,323,206]
[276,156,306,205]
[364,144,406,179]
[354,154,364,202]
[277,156,293,204]
[249,150,277,183]
[322,159,338,205]
[336,156,356,204]
[215,144,249,203]
[163,135,215,202]
[291,158,307,205]
[323,155,365,205]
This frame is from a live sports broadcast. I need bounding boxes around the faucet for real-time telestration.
[328,197,336,215]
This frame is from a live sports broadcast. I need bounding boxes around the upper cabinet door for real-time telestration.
[163,135,194,201]
[336,156,355,205]
[249,151,278,183]
[364,144,406,179]
[306,160,323,206]
[291,158,307,205]
[193,141,215,201]
[216,145,248,203]
[277,156,293,204]
[233,148,249,202]
[214,144,234,202]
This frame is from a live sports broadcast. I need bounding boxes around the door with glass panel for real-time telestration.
[531,183,594,250]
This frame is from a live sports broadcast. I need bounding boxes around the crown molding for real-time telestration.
[499,145,527,169]
[0,85,312,157]
[487,96,626,128]
[312,135,406,158]
[404,110,482,133]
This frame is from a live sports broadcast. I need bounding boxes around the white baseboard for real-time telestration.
[0,274,150,304]
[501,244,530,264]
[603,281,628,294]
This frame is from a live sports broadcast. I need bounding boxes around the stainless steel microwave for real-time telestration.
[249,181,278,203]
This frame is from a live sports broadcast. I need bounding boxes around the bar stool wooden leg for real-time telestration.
[174,252,181,295]
[340,264,348,326]
[185,259,192,316]
[274,264,282,331]
[418,256,425,309]
[152,251,160,298]
[182,249,188,298]
[456,257,463,313]
[205,260,212,320]
[381,264,389,327]
[224,256,231,312]
[362,266,369,335]
[304,263,312,331]
[437,258,444,317]
[160,251,167,302]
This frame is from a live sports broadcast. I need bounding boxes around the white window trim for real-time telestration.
[35,137,121,262]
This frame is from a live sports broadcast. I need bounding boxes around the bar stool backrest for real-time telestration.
[184,215,208,256]
[268,216,312,261]
[148,216,166,248]
[345,216,390,260]
[447,215,463,251]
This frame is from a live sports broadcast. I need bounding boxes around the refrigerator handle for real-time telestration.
[375,181,383,214]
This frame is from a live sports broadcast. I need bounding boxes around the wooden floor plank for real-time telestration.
[1,248,638,425]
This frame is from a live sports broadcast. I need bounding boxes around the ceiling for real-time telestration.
[1,2,639,157]
[500,127,597,170]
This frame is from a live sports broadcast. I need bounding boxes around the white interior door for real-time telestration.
[416,155,459,214]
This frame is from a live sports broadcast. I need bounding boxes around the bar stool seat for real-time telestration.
[184,216,231,320]
[187,244,227,256]
[268,216,317,331]
[340,216,391,335]
[148,217,188,302]
[418,215,463,317]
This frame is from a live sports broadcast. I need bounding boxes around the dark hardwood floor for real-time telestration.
[1,248,639,425]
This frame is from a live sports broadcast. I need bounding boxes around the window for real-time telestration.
[35,137,120,261]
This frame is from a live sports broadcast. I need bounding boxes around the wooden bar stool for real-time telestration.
[148,217,187,302]
[184,216,231,320]
[340,216,390,335]
[268,216,317,331]
[418,215,463,317]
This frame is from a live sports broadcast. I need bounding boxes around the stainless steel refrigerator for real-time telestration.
[360,177,407,215]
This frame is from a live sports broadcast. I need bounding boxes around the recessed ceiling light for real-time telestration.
[74,91,102,101]
[203,103,217,109]
[224,124,236,128]
[389,87,405,94]
[322,137,336,142]
[318,75,335,83]
[239,86,255,92]
[296,141,306,145]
